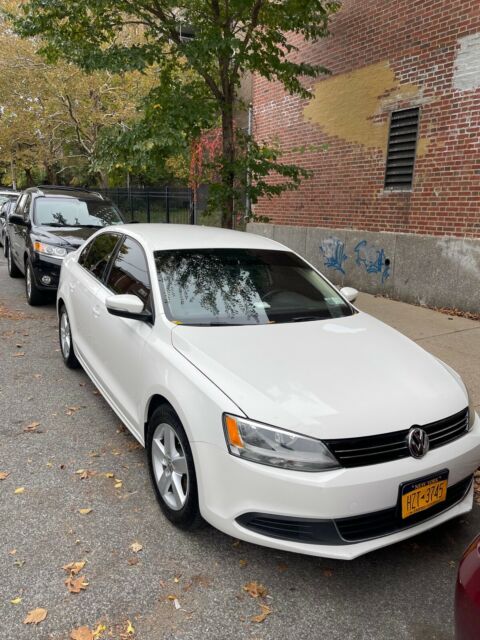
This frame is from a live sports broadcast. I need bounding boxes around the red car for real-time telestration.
[455,534,480,640]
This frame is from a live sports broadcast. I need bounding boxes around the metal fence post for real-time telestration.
[190,188,195,225]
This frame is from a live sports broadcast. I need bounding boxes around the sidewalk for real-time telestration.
[357,292,480,411]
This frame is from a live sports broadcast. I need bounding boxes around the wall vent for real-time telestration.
[384,108,420,190]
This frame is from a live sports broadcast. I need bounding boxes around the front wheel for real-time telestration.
[7,244,21,278]
[59,305,80,369]
[147,405,203,530]
[25,261,47,306]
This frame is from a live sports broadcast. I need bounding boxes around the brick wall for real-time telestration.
[252,0,480,238]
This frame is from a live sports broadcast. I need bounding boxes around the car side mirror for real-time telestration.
[340,287,359,303]
[9,213,28,226]
[105,294,153,323]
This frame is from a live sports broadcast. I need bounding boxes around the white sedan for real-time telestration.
[57,224,479,559]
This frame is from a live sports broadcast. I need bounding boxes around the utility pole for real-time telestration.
[245,103,253,222]
[10,155,17,190]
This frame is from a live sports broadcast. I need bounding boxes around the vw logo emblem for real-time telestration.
[407,427,430,459]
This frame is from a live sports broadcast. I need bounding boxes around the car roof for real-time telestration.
[0,190,19,196]
[105,223,289,253]
[25,186,105,200]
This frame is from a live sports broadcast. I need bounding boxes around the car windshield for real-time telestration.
[34,197,123,227]
[155,248,354,326]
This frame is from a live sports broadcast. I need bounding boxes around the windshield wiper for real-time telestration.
[182,322,247,327]
[74,224,105,228]
[287,315,328,323]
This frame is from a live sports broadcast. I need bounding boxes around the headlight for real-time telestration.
[467,387,476,432]
[223,414,340,472]
[33,241,67,258]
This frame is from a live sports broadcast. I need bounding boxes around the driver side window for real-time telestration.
[79,233,121,281]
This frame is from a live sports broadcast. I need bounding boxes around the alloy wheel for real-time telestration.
[151,423,189,511]
[26,264,32,299]
[60,310,71,358]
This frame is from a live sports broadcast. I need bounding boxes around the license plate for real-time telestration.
[400,470,449,519]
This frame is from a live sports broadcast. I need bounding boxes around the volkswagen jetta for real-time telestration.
[57,224,480,559]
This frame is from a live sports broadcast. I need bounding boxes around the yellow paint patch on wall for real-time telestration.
[304,61,424,152]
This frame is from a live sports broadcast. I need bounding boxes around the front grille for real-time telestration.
[336,475,473,542]
[324,408,469,468]
[236,475,473,546]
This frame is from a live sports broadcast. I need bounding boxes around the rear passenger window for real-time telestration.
[106,237,152,309]
[80,233,120,281]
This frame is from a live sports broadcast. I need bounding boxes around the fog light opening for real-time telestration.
[41,275,52,285]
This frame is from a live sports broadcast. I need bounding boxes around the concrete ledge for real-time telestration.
[247,223,480,313]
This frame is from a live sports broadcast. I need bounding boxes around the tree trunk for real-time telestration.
[25,167,35,187]
[221,102,235,229]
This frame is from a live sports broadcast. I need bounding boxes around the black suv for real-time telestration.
[6,186,124,305]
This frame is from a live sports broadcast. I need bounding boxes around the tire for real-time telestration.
[25,261,47,306]
[58,304,80,369]
[147,404,203,530]
[2,237,7,257]
[7,243,22,278]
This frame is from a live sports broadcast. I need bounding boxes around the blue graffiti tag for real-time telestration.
[354,240,390,283]
[319,237,348,274]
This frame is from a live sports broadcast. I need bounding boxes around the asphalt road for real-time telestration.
[1,250,479,640]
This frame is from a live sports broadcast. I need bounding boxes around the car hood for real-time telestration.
[171,312,467,439]
[33,226,99,248]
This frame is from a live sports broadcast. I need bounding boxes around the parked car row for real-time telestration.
[2,186,479,638]
[0,189,20,251]
[2,185,124,305]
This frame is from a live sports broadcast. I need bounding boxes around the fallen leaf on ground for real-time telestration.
[14,559,25,567]
[239,559,248,568]
[92,623,107,638]
[10,597,22,604]
[33,373,42,379]
[66,406,81,416]
[114,480,123,489]
[173,598,181,610]
[9,549,16,555]
[75,469,96,480]
[103,472,114,478]
[63,561,86,575]
[0,471,10,480]
[124,620,135,635]
[129,542,143,553]
[277,562,288,573]
[243,581,268,598]
[24,421,41,433]
[13,352,25,357]
[251,604,272,623]
[14,487,25,494]
[65,574,89,594]
[323,568,333,577]
[70,626,93,640]
[127,557,139,566]
[24,608,47,625]
[79,508,92,515]
[232,539,241,548]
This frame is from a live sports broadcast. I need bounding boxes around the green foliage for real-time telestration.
[13,0,340,225]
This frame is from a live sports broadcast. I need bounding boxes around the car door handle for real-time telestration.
[92,305,101,318]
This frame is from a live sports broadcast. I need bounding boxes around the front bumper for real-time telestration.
[194,412,480,559]
[31,254,62,290]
